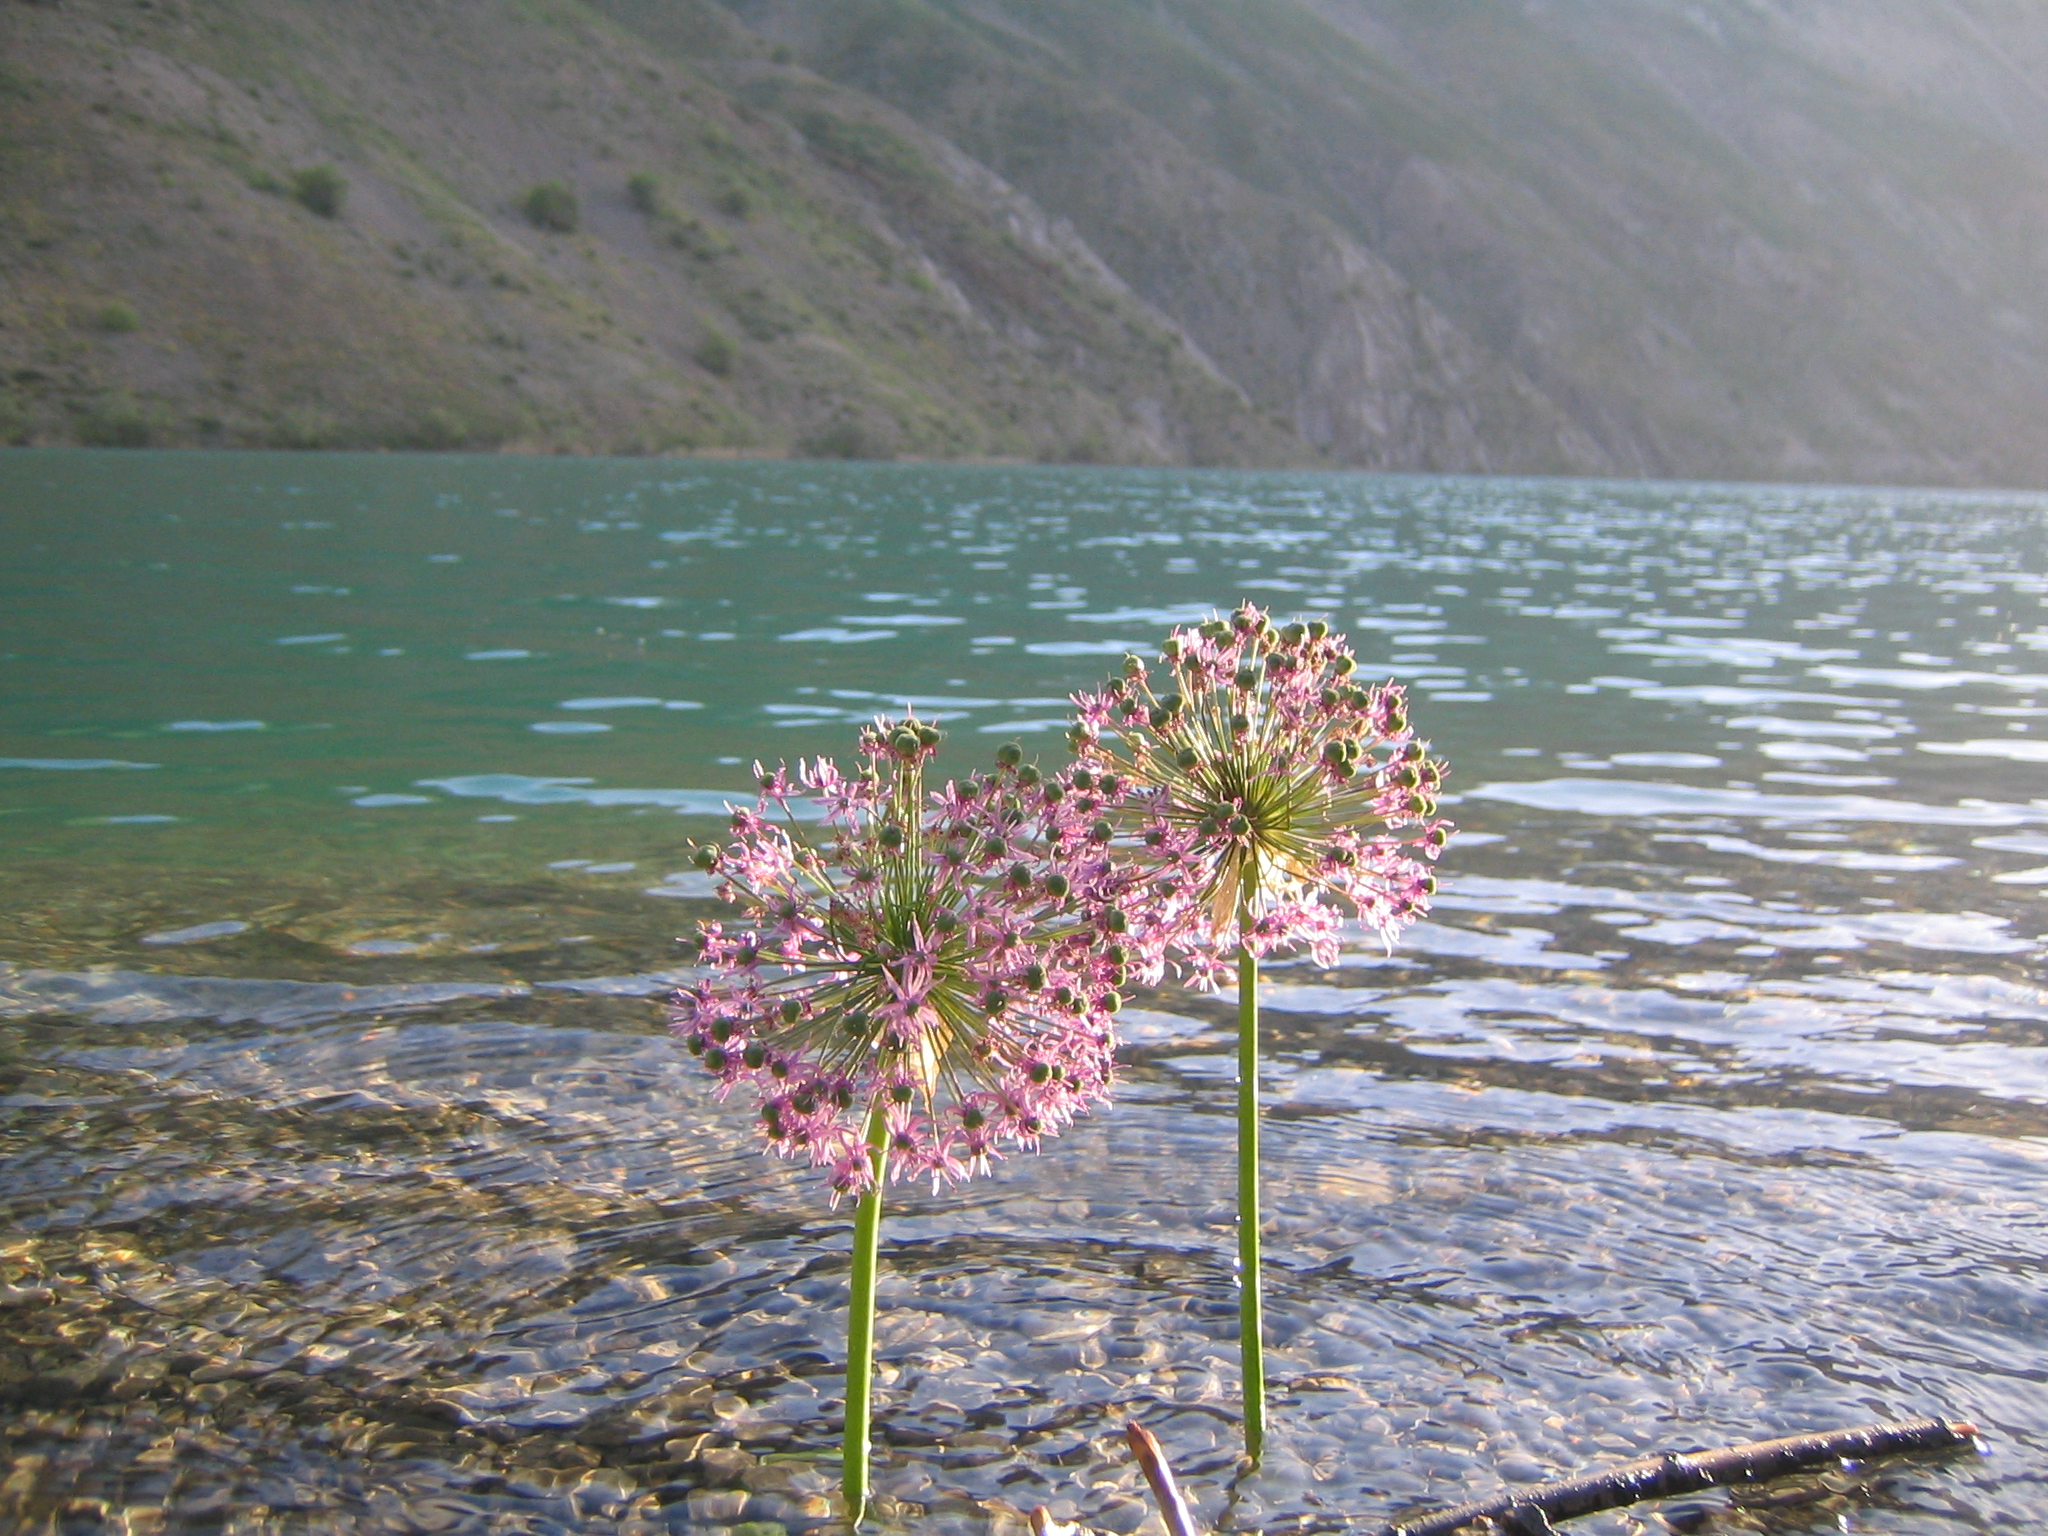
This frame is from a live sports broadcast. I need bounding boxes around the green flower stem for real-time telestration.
[844,1100,890,1525]
[1237,874,1267,1464]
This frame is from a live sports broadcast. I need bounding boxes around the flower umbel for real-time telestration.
[1069,603,1452,965]
[671,717,1150,1198]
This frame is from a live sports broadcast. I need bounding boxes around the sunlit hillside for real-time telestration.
[5,0,2047,484]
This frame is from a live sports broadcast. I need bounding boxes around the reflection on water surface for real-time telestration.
[2,453,2045,1533]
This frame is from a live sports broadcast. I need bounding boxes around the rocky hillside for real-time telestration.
[5,0,2047,485]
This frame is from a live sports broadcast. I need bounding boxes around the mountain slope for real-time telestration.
[0,0,1294,462]
[4,0,2046,486]
[733,0,2048,486]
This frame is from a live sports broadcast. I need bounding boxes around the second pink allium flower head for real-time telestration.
[1068,602,1452,976]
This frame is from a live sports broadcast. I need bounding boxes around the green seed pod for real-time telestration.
[1008,861,1032,888]
[833,1083,855,1110]
[1175,746,1201,770]
[1044,872,1070,899]
[878,823,905,850]
[1017,764,1042,787]
[890,1081,914,1104]
[844,1010,870,1037]
[1148,705,1173,730]
[983,987,1007,1012]
[1044,780,1065,803]
[1104,907,1128,934]
[1308,619,1329,641]
[1029,1061,1053,1085]
[692,844,721,870]
[780,997,802,1023]
[685,1034,706,1056]
[1160,636,1184,662]
[1332,654,1356,676]
[1228,814,1251,836]
[711,1019,735,1043]
[1230,712,1250,735]
[1103,991,1123,1013]
[890,728,919,756]
[1122,653,1147,678]
[1089,819,1112,843]
[996,741,1023,768]
[1072,767,1095,790]
[1281,621,1305,646]
[1423,874,1439,896]
[703,1046,729,1072]
[1023,962,1046,990]
[745,1040,769,1067]
[917,724,942,747]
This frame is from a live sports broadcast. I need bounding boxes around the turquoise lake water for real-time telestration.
[3,450,2046,1534]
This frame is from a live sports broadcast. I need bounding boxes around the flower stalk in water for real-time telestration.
[1066,604,1452,1460]
[670,716,1163,1521]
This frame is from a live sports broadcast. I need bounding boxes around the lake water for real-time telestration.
[3,451,2045,1536]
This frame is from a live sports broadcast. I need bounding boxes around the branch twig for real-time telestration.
[1039,1414,1979,1536]
[1126,1421,1203,1536]
[1377,1416,1981,1536]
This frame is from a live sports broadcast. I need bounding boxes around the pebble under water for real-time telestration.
[2,453,2045,1535]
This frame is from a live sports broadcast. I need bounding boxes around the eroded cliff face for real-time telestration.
[741,0,2048,488]
[7,0,2047,486]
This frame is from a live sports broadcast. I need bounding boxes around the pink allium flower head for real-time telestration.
[671,716,1146,1198]
[1067,604,1453,970]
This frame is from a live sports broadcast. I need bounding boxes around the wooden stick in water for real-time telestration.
[1126,1421,1202,1536]
[1379,1416,1981,1536]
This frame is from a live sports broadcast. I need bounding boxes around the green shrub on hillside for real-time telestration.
[801,417,890,460]
[523,180,579,233]
[77,394,156,448]
[291,164,346,218]
[795,111,933,187]
[665,216,731,260]
[95,301,140,333]
[0,392,31,447]
[627,172,662,214]
[694,328,735,376]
